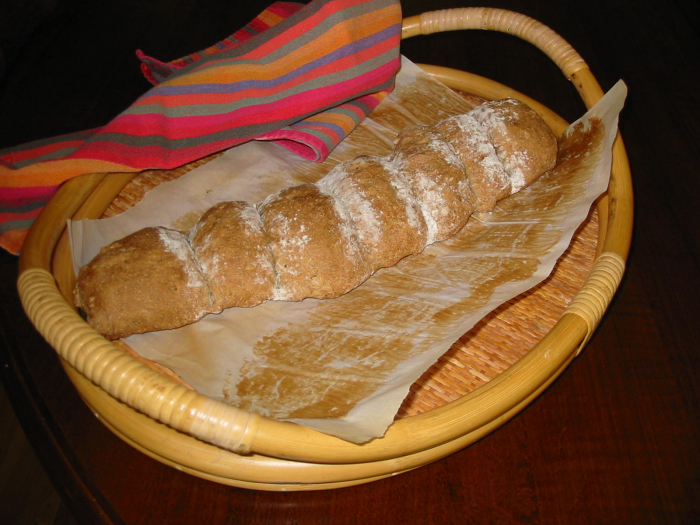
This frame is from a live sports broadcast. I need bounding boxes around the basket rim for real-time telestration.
[17,8,633,486]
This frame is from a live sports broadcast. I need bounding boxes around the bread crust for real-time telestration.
[391,126,476,242]
[191,201,275,310]
[470,99,558,193]
[75,227,212,339]
[319,156,427,271]
[259,183,370,302]
[75,98,558,339]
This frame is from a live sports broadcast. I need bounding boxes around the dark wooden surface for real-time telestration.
[1,0,699,523]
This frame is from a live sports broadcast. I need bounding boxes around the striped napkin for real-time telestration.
[0,0,402,254]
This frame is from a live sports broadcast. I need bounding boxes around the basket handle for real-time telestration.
[402,8,613,112]
[18,267,263,454]
[402,8,588,79]
[563,252,626,355]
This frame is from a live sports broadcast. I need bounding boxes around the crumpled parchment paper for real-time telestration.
[69,58,627,443]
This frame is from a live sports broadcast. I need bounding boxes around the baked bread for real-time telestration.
[74,98,558,339]
[190,200,275,309]
[259,182,369,301]
[74,227,213,340]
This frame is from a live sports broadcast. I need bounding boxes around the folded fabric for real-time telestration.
[137,2,306,86]
[0,0,402,254]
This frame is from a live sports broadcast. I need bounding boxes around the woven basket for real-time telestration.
[17,8,632,491]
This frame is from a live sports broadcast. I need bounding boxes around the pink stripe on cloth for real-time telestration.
[0,184,59,207]
[266,134,330,161]
[2,140,85,164]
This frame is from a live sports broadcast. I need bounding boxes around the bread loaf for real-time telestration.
[74,98,557,339]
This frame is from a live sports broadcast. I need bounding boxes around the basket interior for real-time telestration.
[92,113,599,421]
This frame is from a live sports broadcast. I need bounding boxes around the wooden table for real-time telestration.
[2,1,699,523]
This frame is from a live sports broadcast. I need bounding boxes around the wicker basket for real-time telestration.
[17,8,632,491]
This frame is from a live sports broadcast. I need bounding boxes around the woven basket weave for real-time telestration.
[17,8,632,490]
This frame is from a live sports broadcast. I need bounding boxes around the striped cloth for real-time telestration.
[0,0,402,254]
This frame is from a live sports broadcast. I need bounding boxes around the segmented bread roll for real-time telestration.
[74,227,213,340]
[390,126,476,242]
[434,113,511,212]
[318,156,428,271]
[75,98,557,339]
[259,183,369,301]
[470,98,558,193]
[190,200,275,310]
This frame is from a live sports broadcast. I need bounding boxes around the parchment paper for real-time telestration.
[69,58,627,443]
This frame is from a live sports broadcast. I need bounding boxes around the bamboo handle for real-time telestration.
[401,8,588,79]
[563,252,626,354]
[18,268,262,454]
